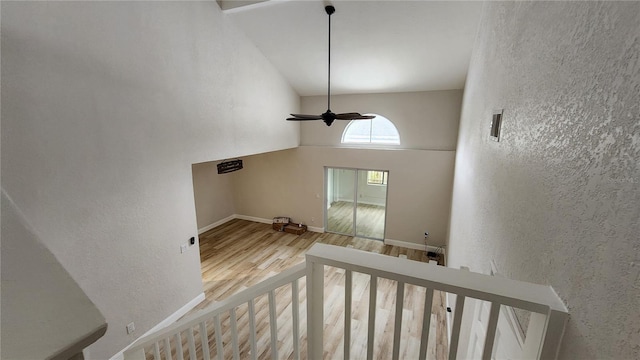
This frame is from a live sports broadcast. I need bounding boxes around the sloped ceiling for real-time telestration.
[223,0,483,96]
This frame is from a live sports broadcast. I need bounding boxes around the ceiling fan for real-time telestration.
[287,5,374,127]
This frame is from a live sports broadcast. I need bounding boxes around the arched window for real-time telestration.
[341,114,400,145]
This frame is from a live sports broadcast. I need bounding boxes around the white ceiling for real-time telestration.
[224,0,483,96]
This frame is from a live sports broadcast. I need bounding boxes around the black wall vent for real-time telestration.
[217,159,243,174]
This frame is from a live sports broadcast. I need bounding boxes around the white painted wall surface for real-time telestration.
[232,146,455,246]
[448,2,640,359]
[2,190,106,359]
[1,2,298,358]
[192,161,236,231]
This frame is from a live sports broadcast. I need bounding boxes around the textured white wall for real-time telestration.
[2,190,106,359]
[191,162,236,230]
[448,2,640,359]
[1,2,298,358]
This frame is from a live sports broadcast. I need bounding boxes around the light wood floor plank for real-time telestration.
[327,201,386,239]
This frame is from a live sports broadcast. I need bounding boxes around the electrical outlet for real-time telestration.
[311,217,315,223]
[180,244,188,254]
[126,322,135,334]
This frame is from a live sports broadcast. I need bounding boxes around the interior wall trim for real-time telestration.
[198,214,236,234]
[234,214,271,224]
[201,214,325,234]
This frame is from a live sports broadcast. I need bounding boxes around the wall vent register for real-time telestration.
[490,109,503,142]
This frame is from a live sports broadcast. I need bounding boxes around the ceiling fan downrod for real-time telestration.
[326,5,334,113]
[286,4,375,126]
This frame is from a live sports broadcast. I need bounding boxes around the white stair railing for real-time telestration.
[124,243,567,360]
[306,243,568,360]
[123,263,306,360]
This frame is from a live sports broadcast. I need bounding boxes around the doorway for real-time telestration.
[325,167,389,240]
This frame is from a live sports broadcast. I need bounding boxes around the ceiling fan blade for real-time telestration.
[335,112,361,117]
[335,113,376,120]
[287,114,323,121]
[289,113,322,119]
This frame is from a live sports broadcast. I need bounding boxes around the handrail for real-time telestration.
[306,243,567,314]
[123,262,306,359]
[305,243,568,360]
[123,243,567,360]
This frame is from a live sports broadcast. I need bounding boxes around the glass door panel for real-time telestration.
[326,168,356,235]
[355,170,388,240]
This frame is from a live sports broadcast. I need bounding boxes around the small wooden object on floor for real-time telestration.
[283,222,307,235]
[272,216,290,231]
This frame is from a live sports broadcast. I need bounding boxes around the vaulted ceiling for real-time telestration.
[222,0,483,96]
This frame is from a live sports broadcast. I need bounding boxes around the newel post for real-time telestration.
[523,309,568,359]
[306,256,325,359]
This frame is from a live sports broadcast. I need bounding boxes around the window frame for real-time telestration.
[366,171,388,186]
[341,114,401,146]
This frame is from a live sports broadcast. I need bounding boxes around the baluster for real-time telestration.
[269,290,279,360]
[230,308,239,360]
[175,332,184,360]
[419,288,435,360]
[448,295,466,360]
[248,299,258,360]
[367,275,378,360]
[392,281,405,360]
[482,302,501,360]
[214,315,223,360]
[199,322,211,360]
[164,338,172,360]
[292,279,300,360]
[306,260,325,359]
[153,342,161,360]
[344,270,352,360]
[187,327,197,360]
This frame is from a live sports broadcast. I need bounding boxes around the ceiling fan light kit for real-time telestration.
[287,5,374,127]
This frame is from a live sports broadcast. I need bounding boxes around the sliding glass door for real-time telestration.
[325,167,388,240]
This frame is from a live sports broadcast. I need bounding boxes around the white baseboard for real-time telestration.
[307,226,324,233]
[335,199,386,207]
[109,292,205,360]
[236,214,324,233]
[235,214,272,224]
[198,214,325,234]
[384,238,444,254]
[198,215,236,234]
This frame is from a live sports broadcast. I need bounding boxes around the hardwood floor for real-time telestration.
[154,219,448,359]
[327,201,386,239]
